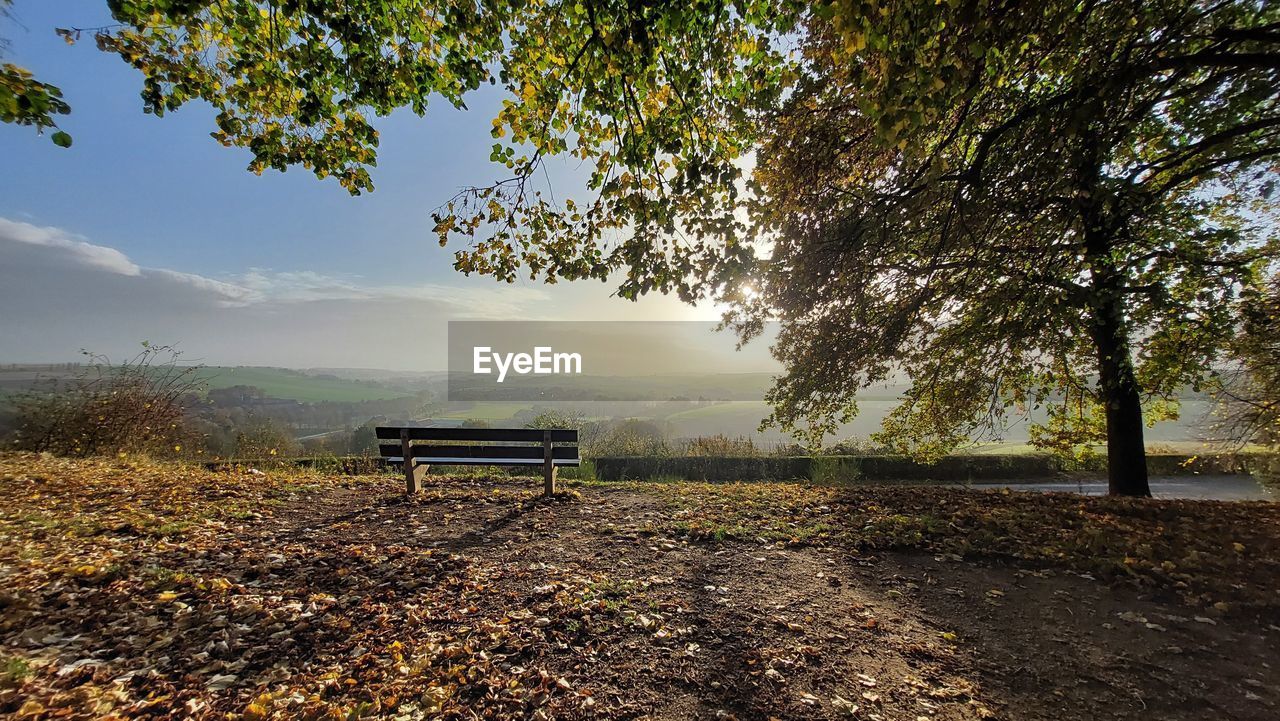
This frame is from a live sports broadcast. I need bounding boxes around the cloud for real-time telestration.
[147,269,262,306]
[0,217,549,313]
[0,216,738,369]
[231,268,550,317]
[0,217,141,276]
[0,217,554,368]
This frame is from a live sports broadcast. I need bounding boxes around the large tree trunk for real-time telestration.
[1092,310,1151,496]
[1077,130,1151,498]
[1088,264,1152,497]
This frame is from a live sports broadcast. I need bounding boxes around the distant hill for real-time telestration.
[193,367,416,403]
[0,364,1217,445]
[0,364,418,404]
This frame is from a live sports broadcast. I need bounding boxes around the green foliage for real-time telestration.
[347,419,379,456]
[68,0,800,288]
[586,418,670,457]
[523,408,585,430]
[70,0,792,204]
[682,434,762,457]
[739,0,1280,482]
[0,654,30,688]
[1215,273,1280,447]
[0,63,70,141]
[0,1,71,143]
[232,415,299,458]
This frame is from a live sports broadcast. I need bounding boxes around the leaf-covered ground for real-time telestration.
[1,454,1278,720]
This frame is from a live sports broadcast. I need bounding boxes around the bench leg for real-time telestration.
[543,465,558,497]
[405,462,427,495]
[542,431,557,497]
[401,429,424,495]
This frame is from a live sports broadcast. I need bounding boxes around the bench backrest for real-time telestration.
[375,426,580,466]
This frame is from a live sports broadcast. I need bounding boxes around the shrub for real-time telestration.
[523,408,586,430]
[586,419,670,457]
[346,420,380,455]
[8,344,202,458]
[683,434,761,457]
[822,436,893,455]
[233,416,300,458]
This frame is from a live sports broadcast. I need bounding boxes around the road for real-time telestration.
[966,475,1275,501]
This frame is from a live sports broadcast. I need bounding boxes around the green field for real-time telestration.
[195,367,412,403]
[661,401,773,422]
[440,403,532,421]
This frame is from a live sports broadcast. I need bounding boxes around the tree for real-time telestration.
[1215,274,1280,448]
[739,1,1280,496]
[60,1,1280,495]
[0,0,72,145]
[347,419,380,456]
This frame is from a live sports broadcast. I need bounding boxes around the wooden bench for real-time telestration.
[376,426,579,497]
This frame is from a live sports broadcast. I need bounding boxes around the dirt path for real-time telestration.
[253,478,1280,720]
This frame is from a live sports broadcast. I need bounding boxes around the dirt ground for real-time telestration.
[1,457,1278,720]
[258,478,1280,721]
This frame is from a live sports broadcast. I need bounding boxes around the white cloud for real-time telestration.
[0,217,562,367]
[0,217,550,316]
[0,216,746,370]
[0,217,141,276]
[230,268,551,317]
[147,269,263,306]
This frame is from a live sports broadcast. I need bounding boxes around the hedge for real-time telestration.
[591,453,1277,483]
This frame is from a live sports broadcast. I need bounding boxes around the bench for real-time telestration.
[376,426,579,496]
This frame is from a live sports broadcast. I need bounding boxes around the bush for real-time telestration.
[7,344,202,458]
[822,436,893,455]
[586,419,670,457]
[233,416,300,458]
[346,420,380,455]
[683,434,762,457]
[523,408,585,430]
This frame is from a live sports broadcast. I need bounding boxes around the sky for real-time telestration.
[0,1,736,371]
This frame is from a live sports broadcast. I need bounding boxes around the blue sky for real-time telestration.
[0,1,724,369]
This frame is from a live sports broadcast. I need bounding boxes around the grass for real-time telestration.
[0,655,31,688]
[659,401,773,422]
[439,403,534,421]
